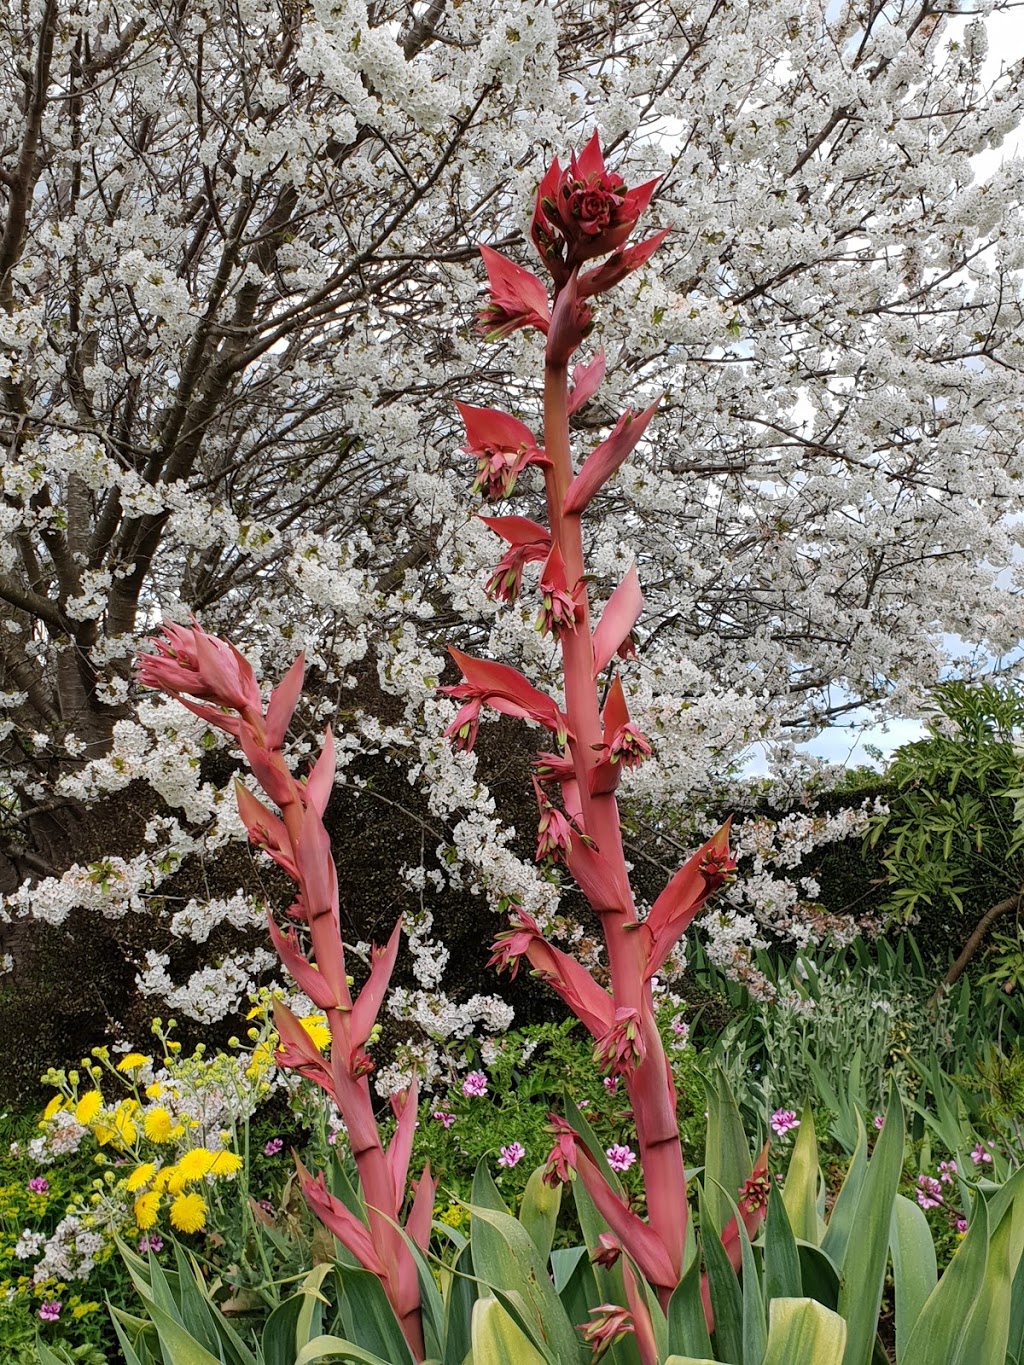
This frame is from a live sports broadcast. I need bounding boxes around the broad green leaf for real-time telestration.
[470,1296,550,1364]
[136,1296,225,1365]
[471,1158,510,1215]
[820,1116,867,1270]
[783,1104,822,1245]
[332,1265,416,1364]
[740,1210,767,1365]
[519,1164,561,1264]
[295,1335,395,1365]
[900,1194,989,1364]
[106,1309,152,1365]
[838,1086,904,1365]
[465,1200,583,1362]
[761,1297,847,1364]
[664,1358,725,1365]
[704,1069,751,1237]
[796,1242,840,1310]
[667,1257,714,1359]
[889,1194,937,1363]
[764,1184,802,1302]
[700,1192,743,1365]
[957,1202,1015,1364]
[443,1245,475,1365]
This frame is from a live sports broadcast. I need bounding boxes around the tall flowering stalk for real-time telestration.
[137,626,435,1361]
[448,132,766,1339]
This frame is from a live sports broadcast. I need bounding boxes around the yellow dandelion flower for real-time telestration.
[74,1091,103,1125]
[153,1165,176,1193]
[133,1191,161,1230]
[143,1107,174,1143]
[112,1100,138,1147]
[245,1040,274,1082]
[144,1082,163,1100]
[300,1015,331,1051]
[41,1095,64,1123]
[126,1163,156,1192]
[169,1192,207,1234]
[116,1053,152,1073]
[206,1150,243,1179]
[174,1148,217,1184]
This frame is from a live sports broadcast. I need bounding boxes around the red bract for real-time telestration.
[478,244,551,339]
[137,621,262,728]
[532,131,659,286]
[456,401,541,500]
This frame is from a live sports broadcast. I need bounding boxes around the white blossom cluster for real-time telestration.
[136,949,279,1024]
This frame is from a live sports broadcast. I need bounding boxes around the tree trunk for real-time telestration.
[929,891,1022,1005]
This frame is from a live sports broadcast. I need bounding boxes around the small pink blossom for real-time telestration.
[38,1301,61,1322]
[498,1142,526,1168]
[27,1176,49,1194]
[462,1071,488,1099]
[606,1143,636,1173]
[603,1076,618,1095]
[873,1115,885,1131]
[938,1159,957,1184]
[263,1138,284,1156]
[956,1218,968,1234]
[770,1109,800,1137]
[971,1143,993,1165]
[916,1175,944,1210]
[432,1111,456,1129]
[138,1234,164,1254]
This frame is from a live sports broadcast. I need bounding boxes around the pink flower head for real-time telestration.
[543,1115,579,1187]
[971,1143,993,1165]
[590,1232,622,1269]
[536,543,582,638]
[607,722,652,770]
[917,1174,944,1210]
[138,1234,164,1253]
[534,783,574,863]
[442,697,482,753]
[462,1071,488,1099]
[603,1075,618,1095]
[137,621,262,722]
[431,1111,456,1129]
[498,1141,526,1168]
[477,245,551,340]
[532,132,659,286]
[578,1303,634,1354]
[938,1159,958,1184]
[456,402,541,501]
[605,1143,636,1174]
[593,1007,646,1076]
[770,1109,800,1137]
[27,1176,49,1194]
[263,1138,284,1156]
[873,1114,885,1131]
[956,1217,968,1234]
[38,1300,61,1322]
[488,907,542,979]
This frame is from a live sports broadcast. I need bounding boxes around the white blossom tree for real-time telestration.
[2,0,1023,1037]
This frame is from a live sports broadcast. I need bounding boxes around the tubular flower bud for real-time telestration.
[593,1007,646,1076]
[543,1115,579,1188]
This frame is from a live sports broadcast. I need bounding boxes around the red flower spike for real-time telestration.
[350,920,403,1057]
[546,268,593,367]
[405,1164,438,1254]
[265,652,305,750]
[302,727,336,816]
[592,565,644,677]
[477,244,551,340]
[642,819,735,980]
[567,350,606,415]
[532,132,661,284]
[235,781,299,878]
[566,835,633,914]
[267,915,337,1010]
[444,647,569,740]
[272,999,335,1096]
[294,1156,388,1277]
[580,228,672,297]
[564,400,661,517]
[138,621,262,722]
[456,401,541,500]
[570,1142,680,1290]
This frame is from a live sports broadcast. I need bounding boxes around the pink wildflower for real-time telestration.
[498,1142,526,1168]
[606,1143,636,1174]
[38,1301,61,1322]
[956,1218,968,1234]
[138,1234,164,1254]
[873,1115,885,1131]
[603,1076,618,1095]
[462,1071,488,1099]
[938,1159,957,1184]
[27,1176,49,1194]
[431,1111,456,1129]
[770,1109,800,1137]
[917,1175,944,1211]
[971,1143,993,1165]
[263,1138,284,1156]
